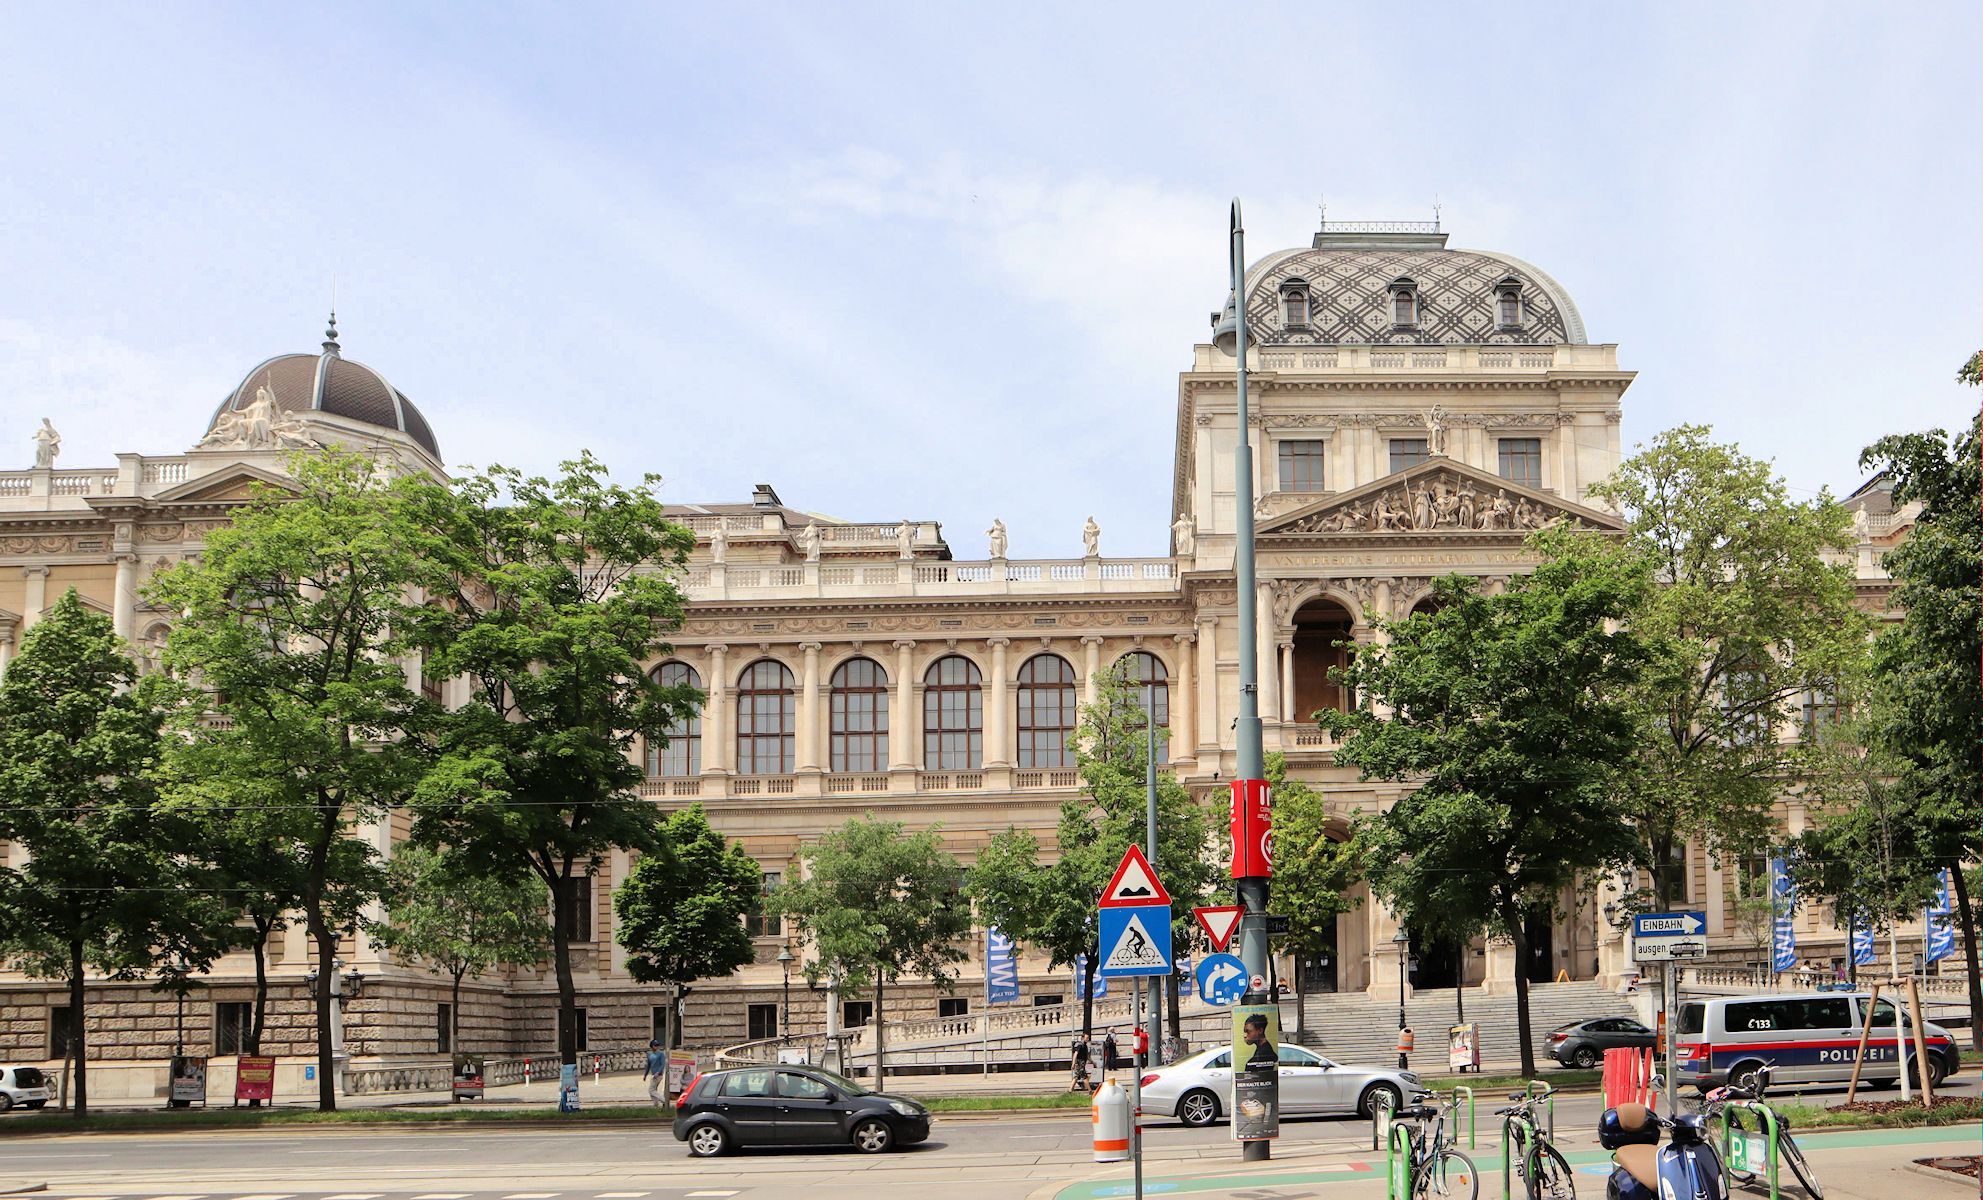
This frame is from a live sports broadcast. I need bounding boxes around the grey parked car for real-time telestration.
[1546,1016,1656,1069]
[1139,1044,1421,1127]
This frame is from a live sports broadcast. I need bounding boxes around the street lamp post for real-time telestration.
[1211,198,1276,1163]
[777,944,794,1044]
[1393,930,1411,1071]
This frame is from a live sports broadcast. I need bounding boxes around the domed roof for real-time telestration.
[204,317,439,457]
[1240,228,1587,347]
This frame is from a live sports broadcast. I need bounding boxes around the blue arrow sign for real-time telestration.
[1195,952,1248,1006]
[1097,904,1173,978]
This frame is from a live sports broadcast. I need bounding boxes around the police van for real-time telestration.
[1674,991,1960,1090]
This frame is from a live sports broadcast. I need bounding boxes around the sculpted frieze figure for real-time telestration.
[1269,466,1591,538]
[1423,405,1449,455]
[1457,482,1477,530]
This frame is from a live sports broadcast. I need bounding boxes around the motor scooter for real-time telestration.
[1599,1086,1727,1200]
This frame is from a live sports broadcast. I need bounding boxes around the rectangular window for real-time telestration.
[1278,440,1327,493]
[560,1007,589,1052]
[842,1000,874,1028]
[1389,438,1429,474]
[1656,847,1691,904]
[1497,438,1542,488]
[214,1002,253,1056]
[1722,668,1775,746]
[938,997,970,1018]
[1032,994,1063,1007]
[559,877,594,944]
[744,872,783,939]
[747,1003,779,1041]
[49,1007,73,1060]
[653,1006,670,1044]
[437,1004,453,1053]
[1803,686,1844,737]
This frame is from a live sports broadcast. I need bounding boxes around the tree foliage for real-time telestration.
[147,450,428,1109]
[1321,530,1651,1075]
[401,452,700,1067]
[0,591,232,1116]
[376,844,549,1052]
[1583,425,1863,911]
[776,814,969,1090]
[1264,753,1363,1009]
[614,804,760,1049]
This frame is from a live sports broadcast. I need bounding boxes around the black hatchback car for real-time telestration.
[1547,1016,1655,1068]
[673,1065,931,1156]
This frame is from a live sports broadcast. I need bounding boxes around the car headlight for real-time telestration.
[1401,1072,1421,1085]
[888,1100,924,1117]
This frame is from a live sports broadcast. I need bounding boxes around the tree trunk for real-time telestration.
[1080,950,1097,1039]
[67,938,87,1119]
[1949,867,1982,1053]
[451,968,465,1053]
[872,977,887,1093]
[1649,829,1673,913]
[311,922,338,1111]
[249,919,270,1055]
[549,872,578,1067]
[1166,972,1181,1042]
[1505,907,1536,1077]
[1293,950,1306,1038]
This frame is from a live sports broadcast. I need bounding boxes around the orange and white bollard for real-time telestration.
[1092,1078,1129,1163]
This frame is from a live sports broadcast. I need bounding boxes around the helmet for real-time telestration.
[1599,1103,1661,1149]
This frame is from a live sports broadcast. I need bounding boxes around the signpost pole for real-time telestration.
[983,944,992,1078]
[1146,712,1161,1065]
[1131,982,1144,1200]
[1663,962,1676,1117]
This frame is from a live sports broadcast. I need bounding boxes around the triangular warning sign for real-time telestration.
[1193,905,1244,952]
[1099,844,1171,908]
[1101,909,1169,972]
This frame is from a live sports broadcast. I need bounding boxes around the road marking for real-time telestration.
[685,1192,741,1198]
[413,1195,473,1199]
[503,1194,561,1199]
[596,1194,652,1198]
[233,1194,297,1200]
[323,1194,384,1199]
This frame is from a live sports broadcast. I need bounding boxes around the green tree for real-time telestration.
[1321,533,1650,1075]
[1792,738,1942,975]
[614,804,760,1050]
[1583,426,1863,911]
[1857,384,1982,1045]
[0,591,232,1116]
[969,665,1217,1039]
[1264,754,1363,1025]
[401,454,700,1069]
[776,815,970,1091]
[376,844,549,1052]
[148,449,430,1109]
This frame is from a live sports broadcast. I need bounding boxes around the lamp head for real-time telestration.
[1211,294,1240,357]
[1392,930,1411,947]
[777,945,794,965]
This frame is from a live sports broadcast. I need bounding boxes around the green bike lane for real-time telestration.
[1046,1122,1983,1199]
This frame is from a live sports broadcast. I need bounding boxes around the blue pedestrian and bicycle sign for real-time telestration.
[1195,952,1248,1006]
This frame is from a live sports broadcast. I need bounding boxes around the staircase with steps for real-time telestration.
[1292,980,1639,1068]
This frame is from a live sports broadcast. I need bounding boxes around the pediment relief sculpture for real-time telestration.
[1264,465,1616,537]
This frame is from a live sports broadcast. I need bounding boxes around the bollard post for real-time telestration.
[1091,1078,1129,1163]
[593,1054,601,1083]
[523,1056,532,1086]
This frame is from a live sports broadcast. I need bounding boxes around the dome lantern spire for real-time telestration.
[322,309,341,356]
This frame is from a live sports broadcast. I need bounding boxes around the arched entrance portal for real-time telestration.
[1291,597,1355,721]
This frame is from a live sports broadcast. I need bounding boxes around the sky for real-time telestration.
[3,3,1977,557]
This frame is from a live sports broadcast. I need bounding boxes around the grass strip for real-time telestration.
[1777,1097,1983,1130]
[0,1104,674,1135]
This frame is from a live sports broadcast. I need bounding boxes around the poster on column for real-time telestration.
[1228,779,1272,879]
[1230,1003,1280,1142]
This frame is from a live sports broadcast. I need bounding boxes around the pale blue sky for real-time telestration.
[4,4,1977,556]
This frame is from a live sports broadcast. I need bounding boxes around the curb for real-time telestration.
[0,1185,47,1195]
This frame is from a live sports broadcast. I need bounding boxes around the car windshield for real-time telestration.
[805,1067,871,1097]
[1551,1021,1582,1032]
[1676,1003,1705,1036]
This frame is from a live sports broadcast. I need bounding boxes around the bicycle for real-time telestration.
[1699,1062,1822,1199]
[1396,1090,1481,1200]
[1496,1091,1575,1200]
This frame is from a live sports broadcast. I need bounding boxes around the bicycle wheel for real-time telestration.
[1525,1141,1575,1200]
[1778,1131,1823,1200]
[1422,1148,1480,1200]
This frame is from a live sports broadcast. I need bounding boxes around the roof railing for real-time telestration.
[1319,219,1441,234]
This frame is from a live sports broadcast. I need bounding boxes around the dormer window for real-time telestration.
[1390,278,1418,327]
[1280,280,1311,327]
[1495,278,1524,327]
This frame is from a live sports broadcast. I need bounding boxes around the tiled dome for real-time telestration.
[205,317,438,457]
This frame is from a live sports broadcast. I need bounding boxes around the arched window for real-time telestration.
[923,655,983,770]
[830,657,889,772]
[736,660,795,775]
[1391,283,1418,327]
[1016,654,1077,768]
[1117,651,1170,764]
[646,662,702,777]
[1281,283,1310,327]
[1496,286,1523,327]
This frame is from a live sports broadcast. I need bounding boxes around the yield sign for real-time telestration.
[1099,844,1172,908]
[1193,905,1244,951]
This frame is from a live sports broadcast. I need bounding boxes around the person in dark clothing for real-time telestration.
[1071,1033,1091,1090]
[1242,1012,1277,1072]
[1102,1029,1119,1074]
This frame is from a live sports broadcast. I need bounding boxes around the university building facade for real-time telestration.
[0,225,1913,1096]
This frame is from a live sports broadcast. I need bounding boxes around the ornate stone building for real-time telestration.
[0,227,1914,1096]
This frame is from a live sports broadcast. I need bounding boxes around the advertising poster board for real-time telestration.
[234,1055,276,1104]
[558,1062,580,1112]
[1230,1004,1281,1142]
[667,1051,697,1098]
[451,1052,486,1100]
[1447,1024,1479,1071]
[169,1055,208,1107]
[1227,779,1273,879]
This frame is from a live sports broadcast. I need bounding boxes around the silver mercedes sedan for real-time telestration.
[1138,1043,1421,1126]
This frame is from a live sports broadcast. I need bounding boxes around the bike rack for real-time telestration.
[1718,1098,1781,1200]
[1371,1086,1396,1151]
[1451,1084,1476,1149]
[1524,1078,1555,1141]
[1498,1111,1522,1200]
[1385,1119,1415,1200]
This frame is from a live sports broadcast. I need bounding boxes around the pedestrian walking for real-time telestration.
[1102,1029,1119,1075]
[643,1039,668,1106]
[1070,1032,1091,1091]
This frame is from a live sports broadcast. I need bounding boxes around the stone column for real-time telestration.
[1555,417,1576,498]
[891,640,917,772]
[1080,636,1103,705]
[704,645,731,775]
[796,642,823,775]
[1481,938,1519,996]
[1279,642,1295,723]
[985,637,1011,769]
[112,554,138,640]
[21,566,48,629]
[1170,633,1195,764]
[0,617,14,682]
[1195,615,1219,760]
[1255,584,1279,723]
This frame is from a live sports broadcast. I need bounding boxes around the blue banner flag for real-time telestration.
[1926,870,1956,964]
[1769,855,1798,974]
[1850,921,1876,967]
[986,928,1020,1004]
[1074,954,1108,999]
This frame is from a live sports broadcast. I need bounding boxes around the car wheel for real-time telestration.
[1178,1089,1220,1127]
[1916,1056,1946,1091]
[686,1122,729,1157]
[1727,1060,1768,1094]
[851,1117,894,1153]
[1572,1046,1600,1069]
[0,1094,12,1113]
[1359,1082,1403,1120]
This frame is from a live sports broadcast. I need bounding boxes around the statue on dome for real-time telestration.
[987,518,1008,559]
[238,379,280,449]
[1171,512,1195,557]
[1082,516,1101,558]
[32,418,59,468]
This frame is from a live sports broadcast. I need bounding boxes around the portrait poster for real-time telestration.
[1230,1003,1280,1141]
